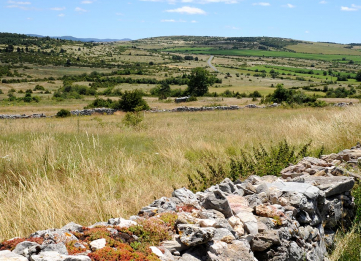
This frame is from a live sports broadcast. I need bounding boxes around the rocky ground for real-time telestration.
[1,145,360,261]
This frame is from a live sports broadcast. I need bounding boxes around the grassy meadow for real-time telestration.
[1,106,361,241]
[164,47,361,63]
[1,34,361,259]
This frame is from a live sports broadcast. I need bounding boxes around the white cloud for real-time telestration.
[161,19,188,22]
[319,1,327,4]
[75,7,87,12]
[341,6,357,11]
[51,7,66,11]
[253,2,270,6]
[8,0,31,4]
[58,13,65,17]
[305,30,309,33]
[283,3,295,8]
[191,20,197,23]
[166,6,206,14]
[141,0,238,4]
[6,0,32,9]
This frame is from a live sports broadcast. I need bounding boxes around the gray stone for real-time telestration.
[89,238,106,251]
[64,256,91,261]
[251,230,281,252]
[150,197,178,212]
[0,250,28,261]
[236,211,258,235]
[107,218,137,228]
[61,222,83,233]
[218,178,237,195]
[30,251,68,261]
[213,228,236,243]
[41,243,68,255]
[303,176,355,197]
[267,181,320,200]
[30,229,77,244]
[207,240,255,261]
[201,190,233,218]
[88,222,108,228]
[179,245,207,261]
[161,237,188,254]
[13,241,41,256]
[177,224,215,246]
[198,209,225,220]
[288,242,304,261]
[172,188,199,206]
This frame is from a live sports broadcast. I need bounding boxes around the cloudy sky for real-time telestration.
[1,0,361,43]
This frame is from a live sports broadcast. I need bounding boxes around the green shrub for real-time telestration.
[56,109,71,118]
[122,110,144,128]
[0,89,3,94]
[117,90,149,112]
[188,140,312,192]
[33,85,45,91]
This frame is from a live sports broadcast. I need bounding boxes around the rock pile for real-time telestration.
[0,113,46,119]
[70,108,117,116]
[150,103,280,113]
[334,102,353,107]
[1,145,360,261]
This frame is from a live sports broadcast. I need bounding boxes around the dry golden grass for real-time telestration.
[287,42,361,55]
[1,106,361,240]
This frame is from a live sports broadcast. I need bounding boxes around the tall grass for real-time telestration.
[1,106,361,241]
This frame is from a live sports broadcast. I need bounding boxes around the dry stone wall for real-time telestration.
[1,145,360,261]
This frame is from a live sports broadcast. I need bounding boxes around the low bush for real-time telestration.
[188,140,313,192]
[56,109,71,118]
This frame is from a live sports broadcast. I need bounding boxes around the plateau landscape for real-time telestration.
[0,0,361,260]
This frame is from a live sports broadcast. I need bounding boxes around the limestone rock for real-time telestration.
[213,228,236,243]
[236,210,258,235]
[177,224,215,246]
[89,238,106,251]
[64,257,91,261]
[61,222,83,233]
[172,188,199,206]
[30,251,68,261]
[41,243,68,255]
[13,241,41,256]
[107,217,137,228]
[0,250,28,261]
[201,190,233,218]
[226,195,252,214]
[161,236,188,253]
[251,230,281,252]
[208,240,256,261]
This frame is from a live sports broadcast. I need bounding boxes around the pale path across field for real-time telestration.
[207,56,218,72]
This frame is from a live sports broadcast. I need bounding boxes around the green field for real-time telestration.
[164,47,361,63]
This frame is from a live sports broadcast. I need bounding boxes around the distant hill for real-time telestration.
[26,34,131,42]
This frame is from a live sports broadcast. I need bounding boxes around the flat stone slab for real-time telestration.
[267,181,320,199]
[302,176,355,197]
[0,250,28,261]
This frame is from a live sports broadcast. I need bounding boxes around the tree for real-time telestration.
[117,90,149,112]
[155,81,171,100]
[356,70,361,82]
[186,67,215,96]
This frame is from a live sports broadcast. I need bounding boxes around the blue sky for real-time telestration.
[0,0,360,43]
